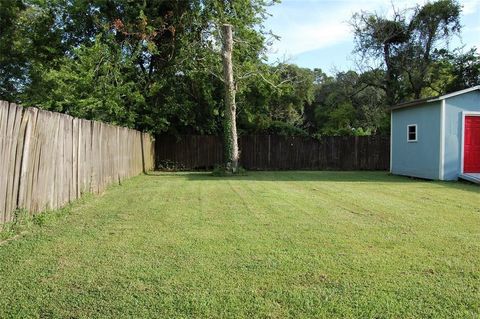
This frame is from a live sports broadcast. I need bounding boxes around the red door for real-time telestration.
[464,116,480,173]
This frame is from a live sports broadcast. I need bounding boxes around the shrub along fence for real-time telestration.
[155,135,390,170]
[0,100,154,224]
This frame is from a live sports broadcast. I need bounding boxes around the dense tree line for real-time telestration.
[0,0,479,137]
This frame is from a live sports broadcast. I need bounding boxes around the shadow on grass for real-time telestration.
[143,170,479,192]
[146,170,411,182]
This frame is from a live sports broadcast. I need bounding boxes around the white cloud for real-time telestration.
[462,0,480,15]
[264,0,451,59]
[267,17,351,57]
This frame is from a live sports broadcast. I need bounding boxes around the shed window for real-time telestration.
[407,124,417,142]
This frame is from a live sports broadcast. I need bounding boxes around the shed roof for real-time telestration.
[391,85,480,110]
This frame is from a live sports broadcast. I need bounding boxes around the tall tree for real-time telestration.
[351,0,461,105]
[4,0,274,136]
[351,10,409,105]
[221,24,239,172]
[404,0,461,98]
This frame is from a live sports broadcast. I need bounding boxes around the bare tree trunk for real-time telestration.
[221,24,239,173]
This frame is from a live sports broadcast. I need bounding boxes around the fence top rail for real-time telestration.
[156,134,390,139]
[0,100,153,137]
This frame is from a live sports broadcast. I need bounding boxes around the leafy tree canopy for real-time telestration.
[0,0,478,137]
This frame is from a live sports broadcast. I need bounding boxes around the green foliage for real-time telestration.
[311,70,389,136]
[156,160,187,171]
[351,0,463,104]
[0,0,64,101]
[442,47,480,92]
[211,164,247,176]
[0,0,477,138]
[23,35,144,128]
[238,64,315,135]
[266,121,309,137]
[1,0,272,135]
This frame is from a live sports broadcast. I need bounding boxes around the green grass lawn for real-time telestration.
[0,171,479,318]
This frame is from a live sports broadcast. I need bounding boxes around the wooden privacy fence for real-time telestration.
[155,135,390,170]
[0,101,154,224]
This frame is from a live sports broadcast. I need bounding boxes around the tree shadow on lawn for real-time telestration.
[146,170,479,191]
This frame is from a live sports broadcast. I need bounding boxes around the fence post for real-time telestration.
[140,132,146,174]
[268,135,271,167]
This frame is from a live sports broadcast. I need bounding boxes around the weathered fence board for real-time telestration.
[155,135,390,170]
[0,101,155,224]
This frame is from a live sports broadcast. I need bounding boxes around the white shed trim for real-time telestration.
[407,124,418,142]
[391,86,480,110]
[439,99,445,180]
[390,111,393,173]
[433,85,480,101]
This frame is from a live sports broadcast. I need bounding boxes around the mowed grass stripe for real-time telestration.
[0,171,479,318]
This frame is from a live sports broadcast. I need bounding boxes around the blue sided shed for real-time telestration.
[390,86,480,183]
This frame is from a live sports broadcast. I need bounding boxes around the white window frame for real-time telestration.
[407,124,418,142]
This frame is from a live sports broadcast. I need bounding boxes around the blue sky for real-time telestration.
[263,0,480,74]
